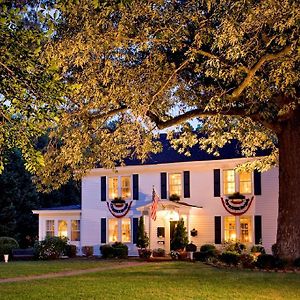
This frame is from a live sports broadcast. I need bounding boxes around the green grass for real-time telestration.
[0,261,299,299]
[0,259,120,279]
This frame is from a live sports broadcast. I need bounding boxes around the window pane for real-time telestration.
[239,172,252,194]
[71,220,80,241]
[46,220,54,237]
[223,170,235,194]
[109,219,118,242]
[121,176,131,199]
[240,216,252,243]
[169,173,182,197]
[121,218,131,243]
[109,177,119,199]
[224,216,236,241]
[58,220,68,238]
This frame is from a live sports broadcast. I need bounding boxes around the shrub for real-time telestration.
[138,249,152,259]
[82,246,94,257]
[34,236,68,260]
[0,237,19,258]
[152,248,165,257]
[240,253,255,269]
[186,243,197,252]
[170,218,188,251]
[112,242,128,259]
[100,244,114,259]
[65,244,77,258]
[200,244,216,252]
[220,251,241,266]
[225,242,246,254]
[293,257,300,268]
[251,245,266,255]
[256,254,276,269]
[136,217,149,249]
[271,243,279,257]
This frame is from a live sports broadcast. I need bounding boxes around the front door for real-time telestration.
[170,221,178,250]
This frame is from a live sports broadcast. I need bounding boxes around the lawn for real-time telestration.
[0,261,299,300]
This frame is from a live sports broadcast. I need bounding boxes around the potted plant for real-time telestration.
[0,237,19,263]
[169,194,180,202]
[170,218,188,258]
[136,217,151,259]
[228,192,246,200]
[111,197,126,207]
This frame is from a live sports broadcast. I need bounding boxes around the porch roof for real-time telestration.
[136,200,202,212]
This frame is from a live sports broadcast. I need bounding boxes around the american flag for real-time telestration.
[151,188,160,221]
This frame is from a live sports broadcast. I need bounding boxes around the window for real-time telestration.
[169,173,181,197]
[223,170,252,195]
[240,216,252,243]
[109,219,118,242]
[224,216,252,243]
[108,176,131,200]
[71,220,80,241]
[224,216,236,241]
[121,218,131,243]
[109,177,119,199]
[58,220,68,238]
[46,220,54,237]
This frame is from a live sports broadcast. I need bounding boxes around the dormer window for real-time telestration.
[108,176,131,200]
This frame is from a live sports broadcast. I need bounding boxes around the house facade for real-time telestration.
[33,139,279,256]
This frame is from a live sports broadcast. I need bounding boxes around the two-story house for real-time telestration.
[33,135,278,256]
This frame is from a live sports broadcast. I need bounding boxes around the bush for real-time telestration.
[0,237,19,259]
[152,248,165,257]
[136,217,149,249]
[225,242,246,254]
[220,251,241,266]
[138,249,152,259]
[170,219,188,251]
[251,245,266,255]
[100,244,114,259]
[34,236,68,260]
[240,253,255,269]
[293,257,300,268]
[65,244,77,258]
[256,254,276,269]
[186,243,197,252]
[82,246,94,257]
[200,244,216,252]
[112,242,128,259]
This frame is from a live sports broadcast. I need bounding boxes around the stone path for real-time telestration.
[0,261,150,284]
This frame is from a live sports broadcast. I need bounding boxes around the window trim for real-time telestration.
[223,169,253,195]
[46,220,55,237]
[71,219,80,242]
[108,175,132,200]
[168,172,182,199]
[108,218,132,244]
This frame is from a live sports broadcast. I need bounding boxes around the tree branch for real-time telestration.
[231,45,292,99]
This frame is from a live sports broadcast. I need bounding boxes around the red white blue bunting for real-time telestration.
[106,201,133,218]
[221,196,254,216]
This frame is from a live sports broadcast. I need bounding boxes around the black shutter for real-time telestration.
[101,218,106,244]
[132,218,139,244]
[160,172,167,199]
[183,171,190,198]
[254,171,262,195]
[254,215,262,244]
[101,176,106,202]
[214,169,221,197]
[133,174,139,200]
[214,216,222,244]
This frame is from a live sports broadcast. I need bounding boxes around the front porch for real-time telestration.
[137,200,202,253]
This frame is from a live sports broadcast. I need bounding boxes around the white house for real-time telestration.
[33,136,278,256]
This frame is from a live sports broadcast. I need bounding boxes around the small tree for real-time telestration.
[171,218,188,251]
[136,216,149,249]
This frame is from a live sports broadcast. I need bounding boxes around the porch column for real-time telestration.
[164,217,170,253]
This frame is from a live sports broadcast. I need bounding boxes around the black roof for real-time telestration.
[37,204,81,211]
[124,134,266,166]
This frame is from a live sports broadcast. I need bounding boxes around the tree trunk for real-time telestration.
[276,107,300,261]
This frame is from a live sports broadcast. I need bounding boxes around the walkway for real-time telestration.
[0,261,150,284]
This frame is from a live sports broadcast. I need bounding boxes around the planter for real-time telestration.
[4,254,9,263]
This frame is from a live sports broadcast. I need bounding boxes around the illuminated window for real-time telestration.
[223,170,235,195]
[71,220,80,241]
[224,216,236,241]
[109,219,118,243]
[239,172,252,194]
[46,220,54,237]
[121,218,131,243]
[121,177,131,199]
[169,173,181,197]
[109,177,119,199]
[58,220,68,238]
[240,216,252,243]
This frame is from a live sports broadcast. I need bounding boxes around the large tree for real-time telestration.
[25,0,300,260]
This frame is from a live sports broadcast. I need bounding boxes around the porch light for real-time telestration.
[230,233,236,240]
[165,210,179,221]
